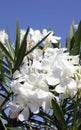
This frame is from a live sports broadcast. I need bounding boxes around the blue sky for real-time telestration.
[0,0,81,46]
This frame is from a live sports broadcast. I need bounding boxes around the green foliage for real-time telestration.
[52,99,67,129]
[13,27,30,72]
[15,22,20,58]
[0,117,7,130]
[7,127,21,130]
[0,41,14,62]
[66,21,81,55]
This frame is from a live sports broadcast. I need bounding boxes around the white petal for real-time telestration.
[29,102,39,114]
[46,75,59,86]
[8,102,23,119]
[13,70,21,79]
[55,84,66,93]
[18,107,29,121]
[9,110,19,119]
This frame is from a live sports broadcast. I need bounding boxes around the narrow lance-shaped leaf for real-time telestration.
[0,42,14,62]
[52,99,67,129]
[0,64,10,74]
[0,117,7,130]
[7,127,21,130]
[0,58,10,68]
[70,21,81,55]
[6,40,15,60]
[66,21,74,51]
[25,31,51,55]
[15,22,20,58]
[14,27,30,72]
[5,30,15,60]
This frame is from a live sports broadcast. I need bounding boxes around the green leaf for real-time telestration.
[66,21,74,51]
[52,99,67,129]
[0,117,7,130]
[0,41,13,62]
[7,127,21,130]
[70,21,81,55]
[5,31,15,60]
[6,41,15,60]
[0,64,10,74]
[0,58,10,68]
[14,27,30,72]
[15,22,20,58]
[25,31,51,55]
[5,30,15,59]
[69,21,75,39]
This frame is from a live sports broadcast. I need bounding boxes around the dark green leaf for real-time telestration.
[70,21,81,55]
[52,99,67,128]
[7,127,21,130]
[0,58,10,68]
[4,31,15,60]
[0,117,7,130]
[15,22,20,58]
[6,40,15,60]
[14,27,30,72]
[0,41,13,61]
[66,21,74,51]
[0,64,10,74]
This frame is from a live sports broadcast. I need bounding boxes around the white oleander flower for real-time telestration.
[0,30,8,44]
[42,29,61,45]
[20,28,60,52]
[28,48,43,61]
[0,30,9,52]
[38,48,78,85]
[20,28,42,51]
[8,86,53,121]
[35,47,79,98]
[9,68,54,121]
[55,78,77,97]
[29,28,42,43]
[55,67,81,98]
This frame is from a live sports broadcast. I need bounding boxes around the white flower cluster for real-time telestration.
[8,28,81,121]
[20,28,61,51]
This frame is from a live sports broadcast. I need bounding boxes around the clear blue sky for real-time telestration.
[0,0,81,46]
